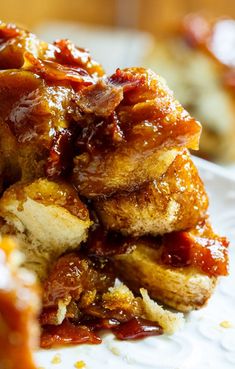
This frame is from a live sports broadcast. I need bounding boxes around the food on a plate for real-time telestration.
[0,21,229,351]
[94,151,208,236]
[40,254,183,348]
[0,236,40,369]
[145,14,235,162]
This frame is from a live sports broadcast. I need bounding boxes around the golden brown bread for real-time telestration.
[114,240,217,313]
[0,179,92,278]
[72,68,201,197]
[75,148,180,198]
[94,151,208,236]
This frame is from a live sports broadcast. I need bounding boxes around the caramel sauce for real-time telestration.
[0,22,201,196]
[85,226,136,257]
[112,317,163,340]
[41,320,101,348]
[0,22,230,351]
[42,252,114,308]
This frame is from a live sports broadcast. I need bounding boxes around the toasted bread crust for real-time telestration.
[73,148,180,197]
[114,241,216,312]
[95,152,208,236]
[0,179,92,278]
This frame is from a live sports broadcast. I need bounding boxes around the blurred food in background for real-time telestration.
[144,14,235,163]
[1,0,235,165]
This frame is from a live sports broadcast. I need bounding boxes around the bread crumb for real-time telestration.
[51,353,61,364]
[140,288,184,334]
[220,320,233,328]
[109,346,120,356]
[74,360,86,368]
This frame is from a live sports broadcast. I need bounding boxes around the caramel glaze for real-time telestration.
[40,218,228,348]
[40,250,164,348]
[0,22,229,349]
[3,179,89,220]
[72,68,201,197]
[0,22,104,190]
[0,22,201,198]
[86,220,229,278]
[160,220,229,277]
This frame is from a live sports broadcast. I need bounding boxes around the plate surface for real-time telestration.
[35,158,235,369]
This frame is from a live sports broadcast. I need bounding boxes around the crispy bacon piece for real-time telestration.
[43,253,114,308]
[41,320,101,348]
[75,79,123,117]
[85,226,136,257]
[109,67,146,93]
[54,39,104,77]
[23,52,94,86]
[112,317,163,340]
[161,221,229,276]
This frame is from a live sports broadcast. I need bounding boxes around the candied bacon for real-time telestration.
[85,226,136,257]
[41,320,101,348]
[54,39,104,77]
[81,317,120,331]
[45,128,74,178]
[43,252,114,308]
[75,79,123,117]
[75,112,124,154]
[23,52,94,86]
[161,223,229,276]
[109,68,146,93]
[161,232,192,267]
[41,316,163,348]
[112,317,163,340]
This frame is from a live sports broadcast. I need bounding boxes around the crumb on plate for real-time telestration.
[51,353,61,364]
[74,360,86,368]
[220,320,233,328]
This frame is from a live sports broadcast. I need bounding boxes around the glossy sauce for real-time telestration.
[85,225,136,257]
[41,320,101,348]
[161,221,229,276]
[43,252,114,308]
[112,317,163,340]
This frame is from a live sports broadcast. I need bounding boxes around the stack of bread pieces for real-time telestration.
[0,21,229,356]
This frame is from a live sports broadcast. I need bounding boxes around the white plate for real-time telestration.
[35,157,235,369]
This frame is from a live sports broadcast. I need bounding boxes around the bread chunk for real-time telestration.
[0,179,91,278]
[95,151,208,236]
[114,239,217,312]
[72,67,201,197]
